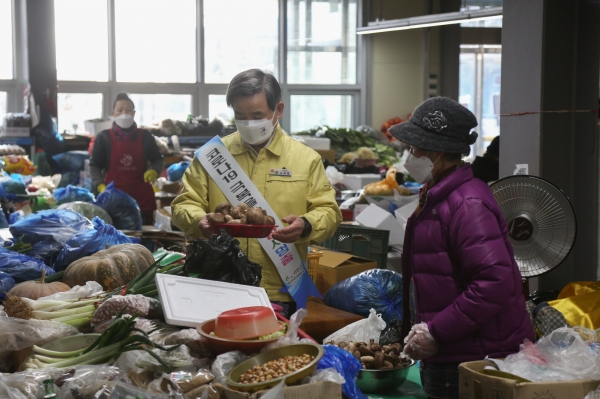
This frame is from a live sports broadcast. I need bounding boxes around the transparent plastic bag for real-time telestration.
[0,318,79,372]
[91,294,162,326]
[324,308,386,344]
[54,365,120,399]
[0,375,28,399]
[262,308,315,351]
[40,280,103,301]
[0,367,62,398]
[303,367,346,385]
[57,201,113,225]
[210,350,249,385]
[326,166,345,185]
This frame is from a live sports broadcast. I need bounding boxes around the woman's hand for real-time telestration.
[403,322,439,360]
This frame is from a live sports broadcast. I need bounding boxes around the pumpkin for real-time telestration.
[62,244,154,291]
[8,269,70,300]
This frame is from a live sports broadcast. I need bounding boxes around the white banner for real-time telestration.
[196,136,321,308]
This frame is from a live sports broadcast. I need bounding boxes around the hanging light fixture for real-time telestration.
[356,6,502,35]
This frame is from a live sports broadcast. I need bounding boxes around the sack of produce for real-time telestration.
[52,150,89,172]
[9,209,94,266]
[94,182,142,231]
[53,217,132,272]
[184,231,262,286]
[57,201,112,225]
[58,171,80,188]
[167,161,190,182]
[53,185,95,204]
[0,248,55,282]
[324,269,403,325]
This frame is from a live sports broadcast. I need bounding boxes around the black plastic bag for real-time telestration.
[184,230,261,286]
[324,269,403,325]
[379,319,403,345]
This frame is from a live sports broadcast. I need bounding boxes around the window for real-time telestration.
[290,95,352,133]
[209,95,234,124]
[459,46,501,156]
[0,92,7,123]
[128,94,192,127]
[55,0,109,81]
[0,0,13,80]
[115,0,196,83]
[287,0,357,84]
[57,93,103,134]
[204,0,279,83]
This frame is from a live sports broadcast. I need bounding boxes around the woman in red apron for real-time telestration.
[89,93,164,225]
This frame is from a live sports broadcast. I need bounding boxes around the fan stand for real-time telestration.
[507,214,536,299]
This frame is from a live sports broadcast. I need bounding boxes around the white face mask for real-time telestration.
[113,113,135,129]
[235,112,278,145]
[404,152,440,184]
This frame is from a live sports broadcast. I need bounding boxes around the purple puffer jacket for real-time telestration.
[401,164,535,364]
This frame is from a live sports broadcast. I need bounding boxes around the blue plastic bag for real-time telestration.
[54,217,132,271]
[0,208,8,228]
[167,161,190,182]
[52,151,89,172]
[57,202,113,225]
[0,176,27,198]
[318,345,368,399]
[9,209,94,265]
[0,271,15,293]
[53,185,95,204]
[324,269,403,325]
[58,171,80,188]
[94,182,142,231]
[0,248,55,282]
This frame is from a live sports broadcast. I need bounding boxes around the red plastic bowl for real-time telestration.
[197,319,285,356]
[214,306,280,340]
[209,223,276,238]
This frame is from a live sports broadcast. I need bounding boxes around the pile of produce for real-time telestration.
[207,202,276,226]
[325,339,412,370]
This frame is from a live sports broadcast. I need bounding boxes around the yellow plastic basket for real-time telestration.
[306,250,323,284]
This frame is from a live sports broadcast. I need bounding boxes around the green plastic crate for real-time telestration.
[320,225,390,269]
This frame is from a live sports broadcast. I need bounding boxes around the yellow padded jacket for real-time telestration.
[171,126,342,302]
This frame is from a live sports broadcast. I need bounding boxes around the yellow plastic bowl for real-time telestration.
[227,344,324,393]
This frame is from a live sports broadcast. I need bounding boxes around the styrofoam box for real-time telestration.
[291,136,331,150]
[0,127,30,137]
[84,119,113,136]
[355,203,404,245]
[342,174,382,190]
[156,274,272,327]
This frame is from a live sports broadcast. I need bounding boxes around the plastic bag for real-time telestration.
[0,176,27,197]
[325,166,345,186]
[0,271,15,294]
[585,385,600,399]
[163,329,212,360]
[58,171,79,188]
[0,248,55,282]
[184,231,262,286]
[263,308,314,351]
[493,326,600,382]
[40,280,103,301]
[52,151,89,173]
[0,317,79,372]
[324,308,386,344]
[29,175,57,191]
[53,185,95,204]
[303,367,346,385]
[260,379,285,399]
[318,345,368,399]
[94,182,142,231]
[324,269,403,325]
[91,294,162,326]
[211,350,249,385]
[54,217,132,271]
[379,319,403,345]
[0,367,62,398]
[54,365,120,399]
[2,155,36,175]
[9,209,93,265]
[167,161,190,182]
[57,201,113,225]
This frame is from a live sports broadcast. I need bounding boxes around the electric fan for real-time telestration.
[490,175,577,279]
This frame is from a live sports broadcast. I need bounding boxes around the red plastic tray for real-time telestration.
[209,223,276,238]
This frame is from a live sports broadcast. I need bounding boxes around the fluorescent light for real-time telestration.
[356,7,503,35]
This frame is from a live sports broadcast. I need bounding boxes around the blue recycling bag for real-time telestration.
[324,269,403,325]
[0,248,55,282]
[52,151,89,172]
[318,345,368,399]
[0,271,15,293]
[167,161,190,182]
[53,185,95,204]
[54,217,132,271]
[94,182,142,231]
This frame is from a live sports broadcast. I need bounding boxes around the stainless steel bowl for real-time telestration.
[356,360,416,393]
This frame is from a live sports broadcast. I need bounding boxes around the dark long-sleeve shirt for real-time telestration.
[89,125,164,189]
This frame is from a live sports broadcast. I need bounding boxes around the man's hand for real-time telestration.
[273,215,305,243]
[197,215,213,238]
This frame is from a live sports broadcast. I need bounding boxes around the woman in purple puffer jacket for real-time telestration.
[389,97,535,399]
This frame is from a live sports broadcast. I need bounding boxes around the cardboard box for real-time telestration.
[222,381,342,399]
[355,203,404,245]
[459,360,600,399]
[315,149,336,163]
[314,248,378,295]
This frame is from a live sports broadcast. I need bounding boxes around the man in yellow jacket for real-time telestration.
[171,69,342,305]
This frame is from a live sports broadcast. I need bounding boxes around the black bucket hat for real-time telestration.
[389,97,478,154]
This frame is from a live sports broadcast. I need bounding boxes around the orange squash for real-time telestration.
[8,269,71,300]
[62,244,154,291]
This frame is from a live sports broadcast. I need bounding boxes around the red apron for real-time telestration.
[104,129,156,212]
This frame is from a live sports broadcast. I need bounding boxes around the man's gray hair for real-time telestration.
[226,69,282,111]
